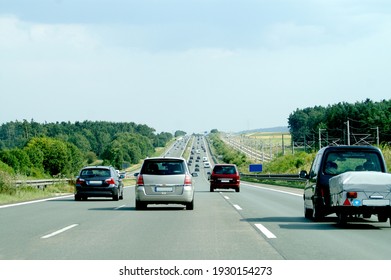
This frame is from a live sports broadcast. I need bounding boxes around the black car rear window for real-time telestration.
[80,169,110,177]
[142,160,185,175]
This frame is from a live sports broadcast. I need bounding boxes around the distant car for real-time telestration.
[209,164,240,192]
[75,166,124,201]
[203,162,210,168]
[195,167,200,172]
[134,157,198,210]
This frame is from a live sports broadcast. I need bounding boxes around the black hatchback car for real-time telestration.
[74,166,124,201]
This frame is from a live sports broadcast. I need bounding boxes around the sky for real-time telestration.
[0,0,390,134]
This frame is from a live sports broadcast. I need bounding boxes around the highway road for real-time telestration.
[1,136,391,260]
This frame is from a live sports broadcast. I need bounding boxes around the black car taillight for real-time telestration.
[105,177,116,185]
[76,178,85,185]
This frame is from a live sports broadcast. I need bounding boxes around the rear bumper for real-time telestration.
[75,186,119,197]
[135,186,194,204]
[210,182,240,190]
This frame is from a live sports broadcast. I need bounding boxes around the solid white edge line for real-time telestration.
[114,205,126,210]
[41,224,79,239]
[255,223,277,239]
[244,183,302,197]
[0,194,74,209]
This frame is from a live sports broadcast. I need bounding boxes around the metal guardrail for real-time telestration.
[240,173,305,182]
[14,179,71,189]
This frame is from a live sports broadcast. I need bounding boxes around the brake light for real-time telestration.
[76,178,85,185]
[105,177,116,185]
[347,192,357,198]
[184,174,192,185]
[136,175,144,186]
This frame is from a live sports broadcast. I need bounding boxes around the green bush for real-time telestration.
[0,170,16,195]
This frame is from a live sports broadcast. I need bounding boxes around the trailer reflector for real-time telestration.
[343,199,351,206]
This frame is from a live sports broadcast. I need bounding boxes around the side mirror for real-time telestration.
[299,170,308,179]
[134,172,139,177]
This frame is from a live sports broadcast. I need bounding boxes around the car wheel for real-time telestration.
[186,200,194,210]
[378,214,388,223]
[113,192,119,201]
[210,186,214,192]
[235,187,240,193]
[304,206,313,219]
[74,194,81,201]
[135,200,146,210]
[312,199,324,221]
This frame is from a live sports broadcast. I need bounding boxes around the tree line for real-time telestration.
[0,120,174,177]
[288,99,391,149]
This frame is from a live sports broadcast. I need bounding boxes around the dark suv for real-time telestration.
[75,166,124,201]
[300,145,387,220]
[209,164,240,192]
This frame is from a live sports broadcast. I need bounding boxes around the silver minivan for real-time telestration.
[134,157,198,210]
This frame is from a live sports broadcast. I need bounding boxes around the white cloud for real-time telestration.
[1,5,391,133]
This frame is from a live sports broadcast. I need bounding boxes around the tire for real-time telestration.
[186,200,194,210]
[113,189,120,201]
[312,199,324,221]
[135,200,146,210]
[235,187,240,193]
[304,207,313,219]
[312,205,324,222]
[74,194,81,201]
[337,212,348,225]
[210,186,214,192]
[378,214,388,223]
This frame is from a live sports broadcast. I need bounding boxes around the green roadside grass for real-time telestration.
[0,184,75,206]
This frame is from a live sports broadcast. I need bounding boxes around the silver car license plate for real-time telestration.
[155,187,173,192]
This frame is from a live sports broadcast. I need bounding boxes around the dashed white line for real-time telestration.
[233,204,242,210]
[223,195,230,200]
[255,223,277,239]
[114,205,126,210]
[41,224,79,239]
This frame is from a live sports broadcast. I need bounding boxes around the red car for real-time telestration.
[209,164,240,192]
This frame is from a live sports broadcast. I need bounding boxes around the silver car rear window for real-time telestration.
[142,160,185,175]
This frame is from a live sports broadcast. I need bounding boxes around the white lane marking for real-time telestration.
[0,195,74,209]
[41,224,79,239]
[223,195,230,200]
[244,183,302,197]
[233,204,242,210]
[114,205,126,210]
[255,223,277,239]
